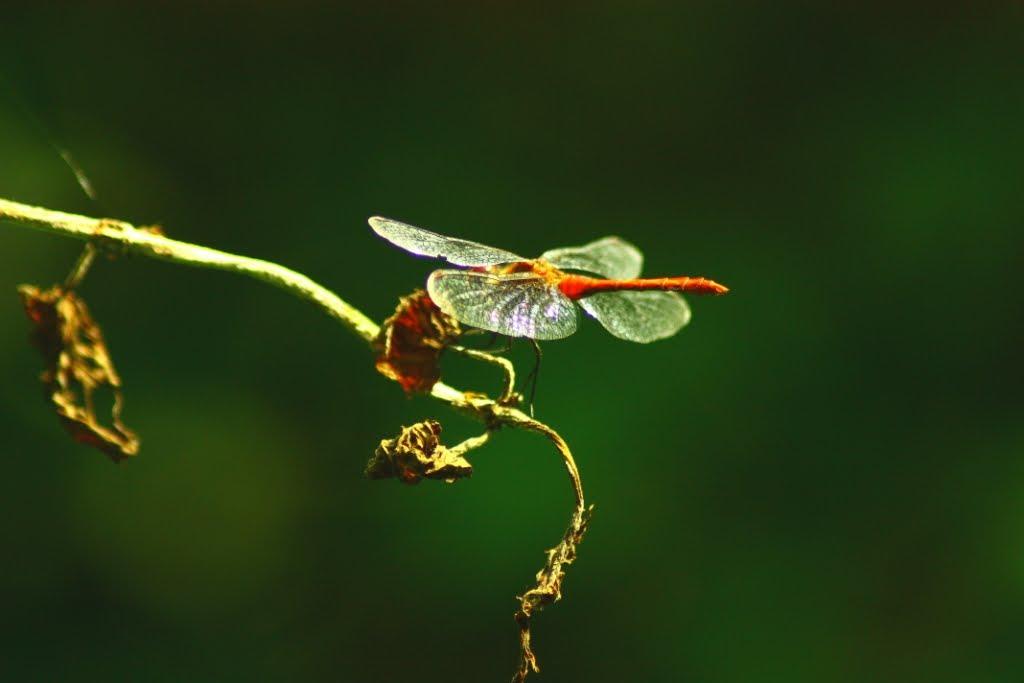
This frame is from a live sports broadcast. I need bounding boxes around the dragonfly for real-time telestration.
[369,217,728,343]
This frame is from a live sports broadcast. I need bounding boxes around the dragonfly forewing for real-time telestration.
[369,217,524,267]
[427,270,578,340]
[539,236,643,280]
[578,290,690,343]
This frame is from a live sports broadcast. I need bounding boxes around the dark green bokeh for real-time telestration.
[2,4,1022,681]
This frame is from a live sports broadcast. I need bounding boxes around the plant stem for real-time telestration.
[1,195,588,681]
[0,197,380,342]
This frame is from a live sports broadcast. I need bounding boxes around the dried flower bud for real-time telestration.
[374,290,462,393]
[366,419,472,484]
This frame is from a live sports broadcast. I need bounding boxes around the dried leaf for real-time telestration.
[366,419,472,484]
[374,290,462,393]
[19,284,139,462]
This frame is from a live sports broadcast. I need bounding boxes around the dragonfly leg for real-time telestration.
[480,332,513,355]
[483,332,513,354]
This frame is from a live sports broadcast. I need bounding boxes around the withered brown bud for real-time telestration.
[366,419,472,484]
[373,290,462,394]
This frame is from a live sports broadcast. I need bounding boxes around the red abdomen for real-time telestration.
[558,274,729,300]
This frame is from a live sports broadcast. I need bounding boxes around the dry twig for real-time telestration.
[0,196,589,680]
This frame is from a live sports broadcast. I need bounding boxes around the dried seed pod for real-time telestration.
[373,290,462,393]
[19,284,139,462]
[366,419,473,484]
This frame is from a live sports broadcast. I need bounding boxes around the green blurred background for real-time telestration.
[1,3,1022,681]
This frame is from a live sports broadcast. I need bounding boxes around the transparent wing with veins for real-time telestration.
[579,291,691,343]
[369,216,524,267]
[540,236,643,279]
[427,270,578,340]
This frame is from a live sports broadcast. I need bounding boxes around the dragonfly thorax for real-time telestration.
[489,259,564,285]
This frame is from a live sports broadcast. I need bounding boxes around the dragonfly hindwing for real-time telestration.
[539,236,643,279]
[578,290,690,343]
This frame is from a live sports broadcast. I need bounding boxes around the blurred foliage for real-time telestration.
[1,3,1023,681]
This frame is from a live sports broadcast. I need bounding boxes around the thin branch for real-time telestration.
[0,198,380,343]
[1,195,589,680]
[450,344,517,404]
[63,243,97,289]
[447,429,493,459]
[513,504,593,682]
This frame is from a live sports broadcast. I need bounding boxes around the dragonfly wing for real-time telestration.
[369,217,525,267]
[539,236,643,279]
[578,291,690,343]
[427,270,578,340]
